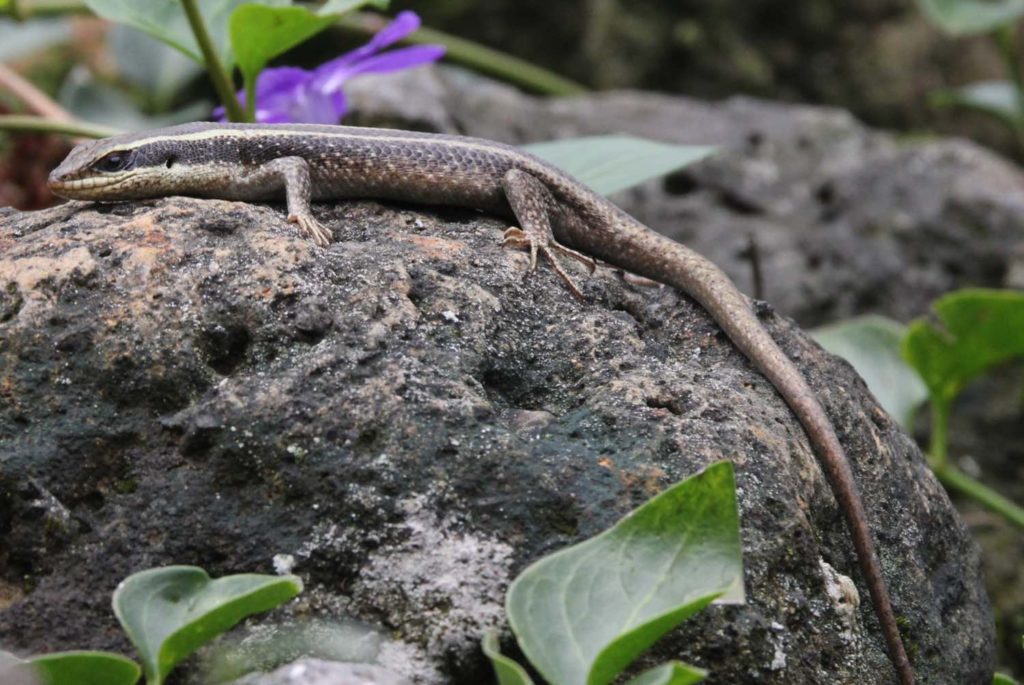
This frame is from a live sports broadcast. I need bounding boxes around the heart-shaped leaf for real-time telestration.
[523,136,714,196]
[812,315,928,429]
[625,662,707,685]
[915,0,1024,35]
[507,461,742,685]
[29,651,140,685]
[902,288,1024,408]
[112,566,303,685]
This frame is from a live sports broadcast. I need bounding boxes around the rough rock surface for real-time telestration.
[346,68,1024,329]
[0,184,991,683]
[234,659,412,685]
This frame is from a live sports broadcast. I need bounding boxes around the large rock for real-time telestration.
[0,181,991,683]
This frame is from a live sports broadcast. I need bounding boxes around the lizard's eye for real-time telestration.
[92,150,135,173]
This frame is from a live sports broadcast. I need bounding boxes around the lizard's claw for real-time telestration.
[289,213,332,247]
[500,226,595,300]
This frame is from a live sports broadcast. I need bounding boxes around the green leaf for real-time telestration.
[915,0,1024,35]
[29,651,140,685]
[230,5,335,88]
[482,632,536,685]
[812,315,928,429]
[112,566,303,685]
[523,136,714,196]
[930,80,1024,129]
[507,461,742,685]
[994,674,1020,685]
[317,0,390,14]
[82,0,287,71]
[901,289,1024,407]
[625,662,707,685]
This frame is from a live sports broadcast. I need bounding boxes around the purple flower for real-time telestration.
[216,11,444,124]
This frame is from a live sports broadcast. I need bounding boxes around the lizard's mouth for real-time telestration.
[47,172,127,199]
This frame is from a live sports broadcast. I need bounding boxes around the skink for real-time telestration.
[48,121,914,684]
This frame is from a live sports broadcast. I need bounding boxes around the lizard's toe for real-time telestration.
[289,213,332,247]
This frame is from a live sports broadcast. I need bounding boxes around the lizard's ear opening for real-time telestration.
[165,155,177,169]
[91,149,137,173]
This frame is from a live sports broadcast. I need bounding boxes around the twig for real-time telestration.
[0,114,120,139]
[0,63,74,121]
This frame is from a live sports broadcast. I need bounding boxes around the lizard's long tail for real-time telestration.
[634,233,915,685]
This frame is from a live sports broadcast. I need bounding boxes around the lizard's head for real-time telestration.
[48,123,223,201]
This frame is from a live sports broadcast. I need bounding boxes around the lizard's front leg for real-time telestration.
[499,168,595,299]
[231,156,332,246]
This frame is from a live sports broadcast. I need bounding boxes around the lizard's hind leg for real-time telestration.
[499,168,595,299]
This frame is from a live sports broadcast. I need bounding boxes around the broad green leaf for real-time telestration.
[994,674,1020,685]
[82,0,287,71]
[930,80,1024,129]
[901,289,1024,407]
[915,0,1024,35]
[625,662,707,685]
[317,0,390,14]
[812,316,928,429]
[113,566,303,685]
[29,651,140,685]
[507,461,742,685]
[523,136,714,196]
[482,632,535,685]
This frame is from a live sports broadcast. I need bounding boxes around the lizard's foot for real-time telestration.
[500,226,595,300]
[289,213,332,247]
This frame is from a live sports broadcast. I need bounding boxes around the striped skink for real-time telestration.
[48,122,914,684]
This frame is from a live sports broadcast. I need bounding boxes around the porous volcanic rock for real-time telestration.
[0,192,991,683]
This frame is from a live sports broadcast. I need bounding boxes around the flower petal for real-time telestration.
[255,66,314,100]
[313,10,423,78]
[315,45,445,93]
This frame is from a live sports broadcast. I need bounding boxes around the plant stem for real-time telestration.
[180,0,245,122]
[5,0,88,19]
[0,114,120,138]
[336,12,587,96]
[935,464,1024,530]
[0,64,73,121]
[927,400,950,470]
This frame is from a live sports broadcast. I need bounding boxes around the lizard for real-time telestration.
[47,121,915,684]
